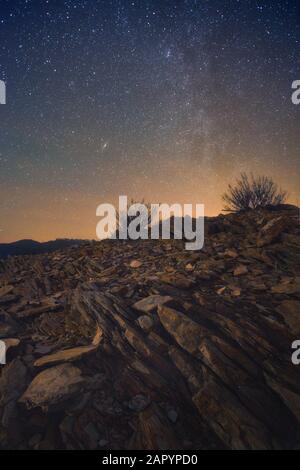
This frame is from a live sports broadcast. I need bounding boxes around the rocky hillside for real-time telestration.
[0,206,300,450]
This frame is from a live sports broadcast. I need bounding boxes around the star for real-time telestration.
[0,0,298,241]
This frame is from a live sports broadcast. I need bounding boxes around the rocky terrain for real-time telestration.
[0,205,300,450]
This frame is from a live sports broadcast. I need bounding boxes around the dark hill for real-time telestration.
[0,239,87,259]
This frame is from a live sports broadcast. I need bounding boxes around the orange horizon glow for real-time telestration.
[1,165,299,243]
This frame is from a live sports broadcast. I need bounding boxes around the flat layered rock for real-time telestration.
[16,299,63,319]
[130,404,181,450]
[19,364,86,410]
[133,295,173,313]
[157,305,207,354]
[159,273,195,289]
[34,326,102,367]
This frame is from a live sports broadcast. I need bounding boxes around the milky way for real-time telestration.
[0,0,299,241]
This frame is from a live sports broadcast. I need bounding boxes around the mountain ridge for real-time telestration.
[0,238,88,259]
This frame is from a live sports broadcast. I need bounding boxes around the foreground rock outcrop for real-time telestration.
[0,206,300,450]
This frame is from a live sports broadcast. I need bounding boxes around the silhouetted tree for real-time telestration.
[222,173,287,213]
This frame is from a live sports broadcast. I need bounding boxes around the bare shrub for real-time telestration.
[223,173,288,213]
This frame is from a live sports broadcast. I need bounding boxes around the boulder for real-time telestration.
[133,295,173,314]
[19,364,86,410]
[257,216,292,247]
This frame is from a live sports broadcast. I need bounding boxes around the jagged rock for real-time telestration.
[159,274,195,289]
[130,260,142,268]
[137,315,154,332]
[224,249,238,258]
[167,409,178,423]
[130,404,180,450]
[33,326,102,367]
[193,378,273,450]
[217,287,227,295]
[257,216,292,247]
[157,305,206,354]
[133,295,173,313]
[233,265,248,276]
[185,263,194,271]
[276,300,300,334]
[265,375,300,422]
[16,299,63,319]
[19,364,86,410]
[128,394,151,412]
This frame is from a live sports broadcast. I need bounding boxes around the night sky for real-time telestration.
[0,0,299,242]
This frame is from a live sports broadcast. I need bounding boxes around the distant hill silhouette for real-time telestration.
[0,239,87,259]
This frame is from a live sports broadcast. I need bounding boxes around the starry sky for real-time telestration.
[0,0,299,242]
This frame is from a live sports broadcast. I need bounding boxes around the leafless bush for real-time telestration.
[223,173,288,213]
